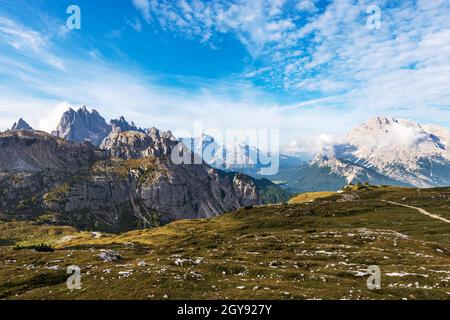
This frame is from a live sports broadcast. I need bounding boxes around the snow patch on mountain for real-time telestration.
[314,116,450,187]
[182,134,301,177]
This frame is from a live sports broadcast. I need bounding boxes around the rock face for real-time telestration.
[46,156,261,231]
[0,128,262,232]
[110,116,143,133]
[11,118,32,131]
[52,106,111,145]
[0,130,95,172]
[0,130,97,219]
[294,117,450,191]
[101,128,179,159]
[52,106,145,146]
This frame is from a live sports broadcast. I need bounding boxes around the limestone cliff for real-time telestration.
[0,129,262,232]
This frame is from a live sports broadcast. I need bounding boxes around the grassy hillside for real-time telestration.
[289,191,337,204]
[0,186,449,300]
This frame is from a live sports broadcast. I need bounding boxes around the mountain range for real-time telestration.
[181,134,303,177]
[3,107,450,221]
[277,117,450,192]
[1,107,290,232]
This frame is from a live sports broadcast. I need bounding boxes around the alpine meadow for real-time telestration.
[0,0,449,307]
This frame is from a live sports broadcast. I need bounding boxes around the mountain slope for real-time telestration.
[0,130,95,172]
[1,186,449,300]
[289,117,450,192]
[0,128,265,232]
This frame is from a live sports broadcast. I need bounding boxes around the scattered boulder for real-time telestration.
[98,250,123,262]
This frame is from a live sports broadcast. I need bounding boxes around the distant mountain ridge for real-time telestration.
[0,107,290,232]
[7,108,449,194]
[110,116,145,133]
[283,117,450,192]
[182,134,303,177]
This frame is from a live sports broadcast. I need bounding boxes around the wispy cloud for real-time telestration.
[0,14,289,141]
[131,0,152,23]
[128,0,450,152]
[295,0,318,13]
[0,16,65,70]
[0,1,449,156]
[132,0,450,113]
[126,17,143,32]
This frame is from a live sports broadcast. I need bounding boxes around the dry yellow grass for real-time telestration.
[1,187,450,299]
[289,191,336,204]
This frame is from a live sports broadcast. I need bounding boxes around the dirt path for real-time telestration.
[384,200,450,224]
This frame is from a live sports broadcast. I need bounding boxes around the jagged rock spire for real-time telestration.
[52,106,110,145]
[11,118,32,131]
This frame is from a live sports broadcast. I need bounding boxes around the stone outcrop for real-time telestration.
[100,128,179,159]
[52,106,111,145]
[11,118,33,131]
[0,128,262,232]
[0,130,95,172]
[110,116,144,133]
[52,106,144,146]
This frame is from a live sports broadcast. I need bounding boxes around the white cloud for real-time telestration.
[0,87,59,130]
[126,18,143,32]
[134,0,301,57]
[38,102,73,133]
[268,0,286,16]
[0,17,65,70]
[132,0,152,22]
[133,0,450,126]
[1,1,450,157]
[286,133,341,155]
[295,0,318,13]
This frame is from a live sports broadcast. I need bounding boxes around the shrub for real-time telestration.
[13,243,55,252]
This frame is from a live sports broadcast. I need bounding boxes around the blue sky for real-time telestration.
[0,0,449,153]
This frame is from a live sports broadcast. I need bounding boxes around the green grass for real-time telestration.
[0,221,78,246]
[289,191,336,204]
[0,186,449,300]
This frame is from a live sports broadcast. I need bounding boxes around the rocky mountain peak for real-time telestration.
[197,133,215,143]
[53,106,111,146]
[0,128,264,232]
[101,127,181,160]
[182,134,218,155]
[110,116,143,133]
[311,117,450,188]
[11,118,33,131]
[349,116,419,138]
[345,117,445,156]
